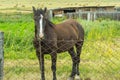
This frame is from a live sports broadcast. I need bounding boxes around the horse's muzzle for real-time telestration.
[38,34,44,40]
[39,33,43,38]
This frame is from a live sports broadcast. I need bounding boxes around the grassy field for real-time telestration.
[0,13,120,80]
[0,0,120,13]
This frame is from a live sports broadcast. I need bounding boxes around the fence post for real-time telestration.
[0,32,4,80]
[48,9,53,20]
[93,12,97,21]
[78,10,82,18]
[87,12,91,21]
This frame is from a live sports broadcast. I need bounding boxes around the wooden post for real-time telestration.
[69,13,72,18]
[87,12,91,21]
[93,12,97,21]
[78,10,82,19]
[0,31,4,80]
[48,9,53,20]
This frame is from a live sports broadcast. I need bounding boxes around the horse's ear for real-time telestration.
[44,7,47,13]
[32,6,36,13]
[44,7,48,19]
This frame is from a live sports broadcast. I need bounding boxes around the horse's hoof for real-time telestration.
[67,77,74,80]
[75,75,80,80]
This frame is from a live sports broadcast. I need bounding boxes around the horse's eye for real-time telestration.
[34,16,38,20]
[39,16,42,19]
[34,17,37,20]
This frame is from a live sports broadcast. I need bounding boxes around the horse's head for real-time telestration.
[33,6,47,40]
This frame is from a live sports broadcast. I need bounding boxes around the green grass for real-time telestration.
[0,13,35,59]
[0,13,120,80]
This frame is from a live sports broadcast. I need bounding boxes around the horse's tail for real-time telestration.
[76,22,84,41]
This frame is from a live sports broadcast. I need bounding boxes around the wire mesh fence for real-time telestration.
[0,10,120,80]
[4,39,120,80]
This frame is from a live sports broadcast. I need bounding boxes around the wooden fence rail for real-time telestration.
[48,10,120,21]
[0,32,4,80]
[66,11,120,21]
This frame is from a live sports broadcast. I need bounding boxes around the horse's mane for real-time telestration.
[46,19,55,28]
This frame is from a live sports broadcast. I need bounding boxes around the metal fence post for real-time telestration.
[0,32,4,80]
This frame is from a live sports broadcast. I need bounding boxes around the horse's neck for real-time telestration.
[45,21,56,40]
[45,19,55,31]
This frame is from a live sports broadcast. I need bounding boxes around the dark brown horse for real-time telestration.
[33,7,84,80]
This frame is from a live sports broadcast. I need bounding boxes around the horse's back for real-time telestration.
[53,19,84,52]
[55,19,84,41]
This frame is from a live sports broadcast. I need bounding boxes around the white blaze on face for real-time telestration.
[39,14,44,38]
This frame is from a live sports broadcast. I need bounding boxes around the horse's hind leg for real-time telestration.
[75,41,84,80]
[68,47,77,80]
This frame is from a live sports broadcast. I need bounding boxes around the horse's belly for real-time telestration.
[57,40,76,53]
[41,40,76,54]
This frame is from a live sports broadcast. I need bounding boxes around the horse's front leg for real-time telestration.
[50,52,57,80]
[36,50,45,80]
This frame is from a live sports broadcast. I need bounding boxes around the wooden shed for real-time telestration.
[48,6,115,19]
